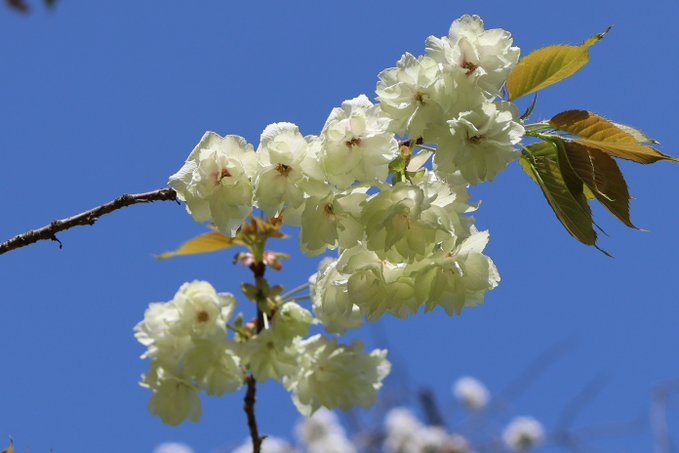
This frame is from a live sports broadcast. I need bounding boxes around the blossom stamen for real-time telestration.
[196,309,210,323]
[345,137,362,148]
[276,163,292,176]
[462,60,478,75]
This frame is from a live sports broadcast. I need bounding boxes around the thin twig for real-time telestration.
[243,259,268,453]
[555,373,608,432]
[244,374,264,453]
[651,379,679,453]
[0,187,178,255]
[488,340,574,414]
[418,387,446,428]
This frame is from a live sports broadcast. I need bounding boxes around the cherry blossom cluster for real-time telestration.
[137,15,525,425]
[135,280,389,424]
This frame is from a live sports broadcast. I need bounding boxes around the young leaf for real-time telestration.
[611,122,660,145]
[550,110,677,163]
[562,141,636,227]
[555,140,588,208]
[522,149,597,246]
[507,27,611,101]
[156,231,241,260]
[575,139,677,164]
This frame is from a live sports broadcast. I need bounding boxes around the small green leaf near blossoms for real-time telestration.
[155,230,240,260]
[507,27,611,101]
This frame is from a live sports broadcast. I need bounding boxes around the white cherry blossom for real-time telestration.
[168,132,257,236]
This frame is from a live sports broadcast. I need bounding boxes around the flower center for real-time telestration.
[196,309,210,323]
[462,60,478,75]
[276,163,292,176]
[345,137,362,148]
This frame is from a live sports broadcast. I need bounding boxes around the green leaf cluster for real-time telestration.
[508,28,677,251]
[521,110,675,251]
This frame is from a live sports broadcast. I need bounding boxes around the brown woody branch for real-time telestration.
[0,188,178,255]
[244,374,264,453]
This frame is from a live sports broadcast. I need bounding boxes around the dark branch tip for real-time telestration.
[51,235,63,249]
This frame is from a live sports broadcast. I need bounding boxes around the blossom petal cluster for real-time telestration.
[377,14,524,184]
[136,282,390,424]
[134,281,243,425]
[146,14,526,425]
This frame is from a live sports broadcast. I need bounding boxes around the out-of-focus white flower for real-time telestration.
[426,14,520,95]
[232,436,298,453]
[384,408,420,452]
[168,131,257,236]
[153,442,194,453]
[383,407,456,453]
[437,101,524,184]
[319,95,399,189]
[445,434,474,453]
[285,335,390,416]
[502,416,545,452]
[453,376,490,410]
[295,408,356,453]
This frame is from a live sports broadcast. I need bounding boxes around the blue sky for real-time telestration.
[1,1,678,452]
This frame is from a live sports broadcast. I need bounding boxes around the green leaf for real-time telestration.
[389,155,407,173]
[156,231,240,260]
[520,93,539,121]
[551,109,639,143]
[576,139,678,164]
[519,141,558,185]
[522,145,597,246]
[550,110,677,163]
[562,141,636,228]
[507,26,611,101]
[611,122,660,145]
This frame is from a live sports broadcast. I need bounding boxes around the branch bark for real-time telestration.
[0,187,178,255]
[244,374,263,453]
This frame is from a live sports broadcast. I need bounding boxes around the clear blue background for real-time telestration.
[1,1,677,452]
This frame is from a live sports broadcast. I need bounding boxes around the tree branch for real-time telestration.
[0,187,178,255]
[244,374,264,453]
